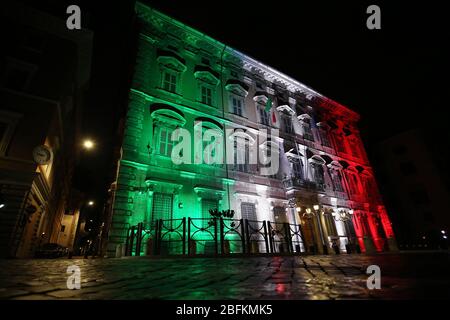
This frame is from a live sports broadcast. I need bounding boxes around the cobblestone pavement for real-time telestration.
[0,252,449,300]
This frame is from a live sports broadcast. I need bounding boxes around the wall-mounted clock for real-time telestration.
[32,145,53,165]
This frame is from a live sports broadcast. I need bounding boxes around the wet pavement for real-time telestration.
[0,252,449,300]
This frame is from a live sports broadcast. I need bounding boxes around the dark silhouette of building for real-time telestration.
[375,126,450,249]
[0,2,93,257]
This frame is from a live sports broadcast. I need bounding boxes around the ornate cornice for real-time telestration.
[135,1,360,122]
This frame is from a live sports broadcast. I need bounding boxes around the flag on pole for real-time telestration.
[265,97,272,112]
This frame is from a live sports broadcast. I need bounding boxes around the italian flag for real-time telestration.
[265,97,277,124]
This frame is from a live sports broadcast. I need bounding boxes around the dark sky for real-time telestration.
[143,0,449,145]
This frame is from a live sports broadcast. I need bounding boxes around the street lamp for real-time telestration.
[0,194,5,209]
[82,139,95,150]
[88,200,94,206]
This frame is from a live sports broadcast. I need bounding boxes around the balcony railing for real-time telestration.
[282,177,320,191]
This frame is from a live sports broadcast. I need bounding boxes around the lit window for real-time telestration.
[234,140,249,173]
[350,139,360,158]
[283,116,293,134]
[201,86,212,105]
[163,71,177,93]
[312,163,325,190]
[158,127,174,157]
[232,96,243,116]
[259,106,270,126]
[291,160,304,180]
[320,130,331,147]
[332,171,344,192]
[334,134,346,153]
[302,124,314,141]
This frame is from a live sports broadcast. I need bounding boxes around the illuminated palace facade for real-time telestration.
[107,2,397,256]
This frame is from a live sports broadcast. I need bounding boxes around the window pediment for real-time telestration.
[194,185,225,200]
[298,113,312,122]
[253,91,269,104]
[309,154,326,165]
[317,122,330,130]
[277,104,295,115]
[194,65,220,85]
[225,80,249,97]
[150,104,186,127]
[157,53,187,73]
[328,160,343,170]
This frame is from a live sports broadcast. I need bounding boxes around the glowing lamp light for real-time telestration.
[83,139,95,150]
[296,207,301,213]
[88,201,94,206]
[0,203,5,209]
[443,235,448,239]
[441,230,446,234]
[313,205,320,211]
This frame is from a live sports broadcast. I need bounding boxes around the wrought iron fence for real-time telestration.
[124,217,309,257]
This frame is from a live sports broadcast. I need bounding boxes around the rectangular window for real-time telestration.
[259,106,270,126]
[232,97,243,116]
[349,174,359,195]
[303,125,314,141]
[350,139,361,158]
[291,160,304,180]
[234,141,249,173]
[158,127,174,157]
[332,172,344,192]
[313,164,325,190]
[201,57,210,65]
[321,131,331,147]
[151,192,173,227]
[335,135,346,153]
[163,72,177,93]
[241,202,257,228]
[283,116,293,134]
[201,86,212,105]
[273,206,288,223]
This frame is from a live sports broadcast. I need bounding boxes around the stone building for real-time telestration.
[0,2,92,257]
[106,2,396,256]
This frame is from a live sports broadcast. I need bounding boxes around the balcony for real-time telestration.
[282,177,319,191]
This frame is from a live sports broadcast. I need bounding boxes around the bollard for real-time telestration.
[115,244,123,258]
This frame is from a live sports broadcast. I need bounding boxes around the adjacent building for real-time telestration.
[0,2,92,257]
[375,128,450,249]
[106,2,396,257]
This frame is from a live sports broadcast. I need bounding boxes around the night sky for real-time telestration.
[36,0,448,219]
